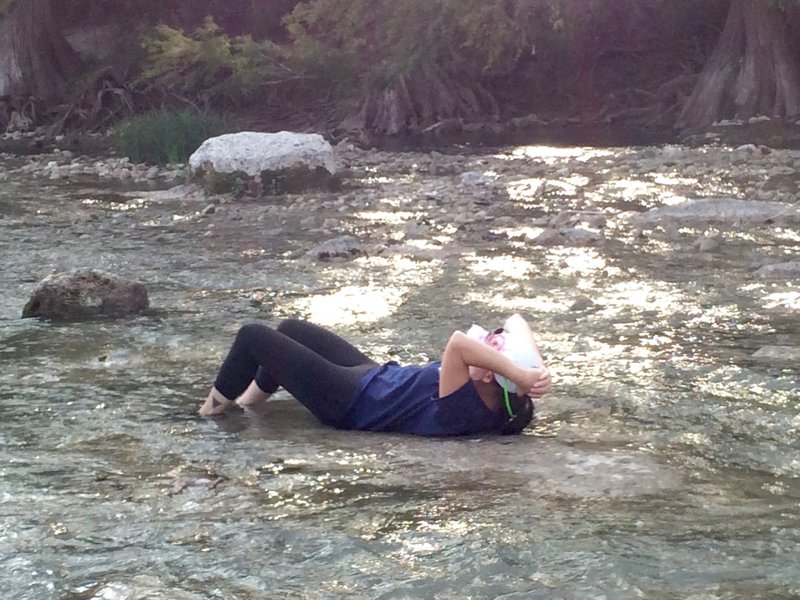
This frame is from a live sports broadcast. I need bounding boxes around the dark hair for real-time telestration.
[499,391,534,435]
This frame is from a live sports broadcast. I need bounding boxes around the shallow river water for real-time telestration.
[1,140,799,599]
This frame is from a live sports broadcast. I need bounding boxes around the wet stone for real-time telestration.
[634,197,800,227]
[22,269,149,320]
[534,227,603,246]
[752,346,800,362]
[306,235,362,261]
[755,261,800,278]
[570,296,598,312]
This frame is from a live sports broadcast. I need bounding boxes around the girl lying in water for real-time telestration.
[200,313,551,436]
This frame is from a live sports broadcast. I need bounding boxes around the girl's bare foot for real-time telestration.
[236,380,271,408]
[199,387,233,416]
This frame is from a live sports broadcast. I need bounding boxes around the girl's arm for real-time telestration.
[503,313,545,364]
[503,313,551,397]
[439,331,544,397]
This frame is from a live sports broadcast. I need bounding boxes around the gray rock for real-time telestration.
[459,171,493,186]
[22,269,149,320]
[548,210,576,228]
[535,227,603,246]
[634,197,800,227]
[570,296,598,311]
[755,260,800,278]
[307,236,362,261]
[695,233,722,252]
[752,346,800,362]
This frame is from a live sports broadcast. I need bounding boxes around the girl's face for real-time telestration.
[484,331,506,351]
[468,365,489,381]
[468,330,506,383]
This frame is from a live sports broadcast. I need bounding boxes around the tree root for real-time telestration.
[49,67,138,134]
[340,64,499,138]
[0,68,141,136]
[577,70,698,128]
[0,95,43,132]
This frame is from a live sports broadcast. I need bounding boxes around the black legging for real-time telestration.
[213,319,379,425]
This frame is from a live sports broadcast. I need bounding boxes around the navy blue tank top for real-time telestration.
[339,361,507,436]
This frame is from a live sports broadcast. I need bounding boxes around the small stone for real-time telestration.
[752,346,800,361]
[460,171,493,186]
[535,227,603,246]
[755,261,800,278]
[307,236,362,261]
[696,234,721,252]
[570,296,597,311]
[249,292,267,307]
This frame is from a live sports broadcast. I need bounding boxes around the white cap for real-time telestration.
[466,324,540,393]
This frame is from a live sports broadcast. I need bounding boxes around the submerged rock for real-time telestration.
[752,346,800,362]
[534,227,603,246]
[22,269,149,320]
[307,236,362,261]
[633,198,800,227]
[755,260,800,278]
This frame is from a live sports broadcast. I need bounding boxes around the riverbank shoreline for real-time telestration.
[3,112,800,163]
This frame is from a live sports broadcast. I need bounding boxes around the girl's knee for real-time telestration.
[236,322,271,344]
[276,318,303,335]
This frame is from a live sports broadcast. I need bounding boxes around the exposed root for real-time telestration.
[340,65,499,138]
[50,67,138,133]
[577,71,699,128]
[0,96,44,132]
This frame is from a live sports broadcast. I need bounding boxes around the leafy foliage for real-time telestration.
[286,0,549,90]
[113,109,225,164]
[139,17,296,108]
[282,0,564,131]
[4,0,798,134]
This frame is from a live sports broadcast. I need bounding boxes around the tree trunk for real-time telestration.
[677,0,800,129]
[0,0,80,103]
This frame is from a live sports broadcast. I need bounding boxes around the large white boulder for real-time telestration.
[188,131,338,195]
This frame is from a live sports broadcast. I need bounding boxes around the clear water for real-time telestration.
[1,144,799,599]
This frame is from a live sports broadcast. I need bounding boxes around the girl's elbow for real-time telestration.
[448,330,467,345]
[444,330,467,352]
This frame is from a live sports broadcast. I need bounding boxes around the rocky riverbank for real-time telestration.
[5,128,799,365]
[4,130,799,276]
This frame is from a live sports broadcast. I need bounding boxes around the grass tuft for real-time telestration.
[113,110,226,165]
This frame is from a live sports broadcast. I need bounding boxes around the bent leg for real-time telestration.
[206,323,375,425]
[276,319,376,366]
[252,318,377,393]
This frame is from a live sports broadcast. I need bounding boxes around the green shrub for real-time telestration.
[113,109,225,164]
[139,17,296,109]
